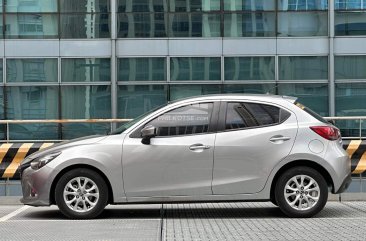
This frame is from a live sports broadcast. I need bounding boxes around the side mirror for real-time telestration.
[141,125,157,145]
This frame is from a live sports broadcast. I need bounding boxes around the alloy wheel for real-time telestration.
[63,177,100,213]
[284,175,320,211]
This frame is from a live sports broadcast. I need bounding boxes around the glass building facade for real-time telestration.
[0,0,364,140]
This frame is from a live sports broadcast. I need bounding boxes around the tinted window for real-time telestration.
[294,102,328,124]
[225,102,289,130]
[148,103,213,136]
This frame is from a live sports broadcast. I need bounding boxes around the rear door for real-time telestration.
[212,101,298,194]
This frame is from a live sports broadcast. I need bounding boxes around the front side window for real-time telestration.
[225,102,289,130]
[148,102,213,136]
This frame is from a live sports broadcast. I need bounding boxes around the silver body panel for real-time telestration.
[122,133,215,197]
[212,102,298,194]
[20,94,351,206]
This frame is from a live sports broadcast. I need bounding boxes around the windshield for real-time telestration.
[109,104,168,135]
[294,102,328,124]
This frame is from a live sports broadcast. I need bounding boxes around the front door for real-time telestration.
[122,102,218,197]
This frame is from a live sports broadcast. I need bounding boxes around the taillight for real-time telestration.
[310,126,340,141]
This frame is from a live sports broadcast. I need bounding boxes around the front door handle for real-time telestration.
[189,144,211,151]
[269,136,291,142]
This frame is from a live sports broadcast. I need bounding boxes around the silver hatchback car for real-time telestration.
[20,94,351,219]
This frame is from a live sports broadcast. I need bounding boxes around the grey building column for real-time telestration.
[111,0,117,129]
[329,0,335,116]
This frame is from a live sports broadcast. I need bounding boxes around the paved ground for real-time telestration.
[0,201,366,240]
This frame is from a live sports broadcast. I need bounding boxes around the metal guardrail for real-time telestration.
[324,116,366,140]
[0,119,134,143]
[0,116,365,141]
[0,119,133,124]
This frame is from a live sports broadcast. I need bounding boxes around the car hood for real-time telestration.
[21,135,107,165]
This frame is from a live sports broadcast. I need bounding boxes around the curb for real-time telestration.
[0,196,22,205]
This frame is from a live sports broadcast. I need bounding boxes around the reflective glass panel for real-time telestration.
[0,87,5,140]
[278,83,329,116]
[62,58,110,82]
[60,0,110,12]
[278,0,328,10]
[335,0,366,10]
[169,0,220,11]
[170,13,220,37]
[61,123,110,139]
[11,123,58,140]
[224,13,276,37]
[335,12,366,36]
[0,59,3,82]
[7,59,57,82]
[222,84,276,94]
[335,56,366,79]
[169,84,220,100]
[0,15,3,39]
[118,85,167,118]
[279,56,328,80]
[5,14,58,39]
[224,0,275,10]
[224,57,275,81]
[61,85,111,119]
[118,58,166,81]
[118,13,167,37]
[6,86,59,119]
[118,0,167,12]
[5,0,58,12]
[170,57,221,81]
[60,14,110,38]
[278,12,328,36]
[336,83,366,137]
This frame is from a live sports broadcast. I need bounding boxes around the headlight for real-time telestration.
[30,152,61,170]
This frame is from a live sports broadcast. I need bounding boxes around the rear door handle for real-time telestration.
[269,136,291,142]
[189,144,211,150]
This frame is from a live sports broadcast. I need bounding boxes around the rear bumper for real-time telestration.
[334,173,352,194]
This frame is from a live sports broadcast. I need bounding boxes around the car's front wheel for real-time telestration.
[275,166,328,218]
[55,168,108,219]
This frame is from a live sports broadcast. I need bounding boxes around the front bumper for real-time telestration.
[334,173,352,194]
[20,165,55,206]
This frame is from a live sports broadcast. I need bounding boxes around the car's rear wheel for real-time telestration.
[55,168,108,219]
[275,166,328,218]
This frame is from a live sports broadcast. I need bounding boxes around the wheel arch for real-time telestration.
[49,164,114,205]
[270,160,334,202]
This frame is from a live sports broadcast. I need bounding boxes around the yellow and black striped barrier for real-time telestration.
[343,140,366,175]
[0,140,365,180]
[0,143,54,179]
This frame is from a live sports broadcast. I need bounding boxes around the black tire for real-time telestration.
[275,166,328,218]
[55,168,109,219]
[270,196,278,206]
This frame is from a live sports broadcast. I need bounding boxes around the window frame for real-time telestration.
[217,101,291,133]
[129,100,220,138]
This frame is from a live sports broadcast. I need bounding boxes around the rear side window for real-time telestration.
[148,103,213,136]
[225,102,290,130]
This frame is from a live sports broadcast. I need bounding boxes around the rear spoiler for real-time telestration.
[282,95,298,103]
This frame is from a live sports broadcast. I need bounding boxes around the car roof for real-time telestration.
[169,94,297,105]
